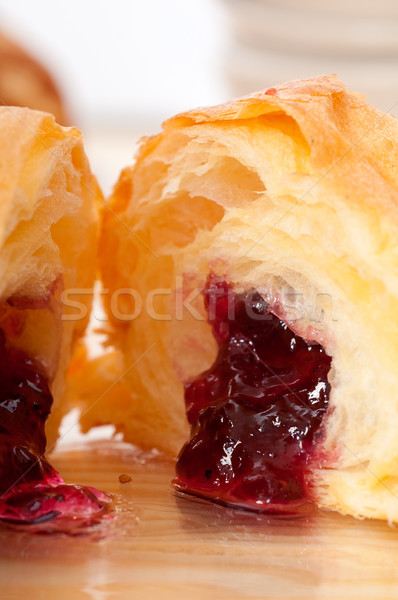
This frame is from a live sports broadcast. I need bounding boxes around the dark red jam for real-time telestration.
[175,276,332,512]
[0,330,109,525]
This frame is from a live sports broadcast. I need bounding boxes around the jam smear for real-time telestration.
[175,276,332,512]
[0,330,109,526]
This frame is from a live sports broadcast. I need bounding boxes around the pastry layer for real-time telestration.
[0,106,100,445]
[0,106,105,525]
[97,75,398,521]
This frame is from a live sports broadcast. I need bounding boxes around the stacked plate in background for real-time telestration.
[222,0,398,115]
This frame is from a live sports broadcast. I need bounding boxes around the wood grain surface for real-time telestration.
[1,439,398,600]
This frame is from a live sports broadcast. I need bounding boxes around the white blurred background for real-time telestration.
[0,0,229,129]
[1,0,398,193]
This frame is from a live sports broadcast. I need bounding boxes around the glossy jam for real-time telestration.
[175,276,331,512]
[0,330,109,525]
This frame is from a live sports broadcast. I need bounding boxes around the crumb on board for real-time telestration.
[119,473,132,484]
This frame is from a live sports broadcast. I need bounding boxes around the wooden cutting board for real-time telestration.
[1,439,398,600]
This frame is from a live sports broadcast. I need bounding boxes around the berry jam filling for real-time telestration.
[175,276,332,512]
[0,330,109,525]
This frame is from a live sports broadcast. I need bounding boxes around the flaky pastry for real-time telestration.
[0,107,99,433]
[96,75,398,522]
[0,107,102,525]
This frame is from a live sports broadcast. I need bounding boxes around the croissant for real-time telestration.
[96,74,398,522]
[0,32,67,124]
[0,106,101,523]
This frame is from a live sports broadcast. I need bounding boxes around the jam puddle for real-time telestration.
[0,330,110,530]
[175,275,332,513]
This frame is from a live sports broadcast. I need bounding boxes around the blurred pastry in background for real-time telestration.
[0,31,67,124]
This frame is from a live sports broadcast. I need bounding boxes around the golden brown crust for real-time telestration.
[0,105,100,444]
[167,74,398,210]
[98,75,398,521]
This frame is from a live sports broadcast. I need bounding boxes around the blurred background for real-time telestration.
[0,0,398,193]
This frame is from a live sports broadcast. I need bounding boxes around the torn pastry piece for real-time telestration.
[0,106,105,524]
[99,74,398,522]
[0,31,67,124]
